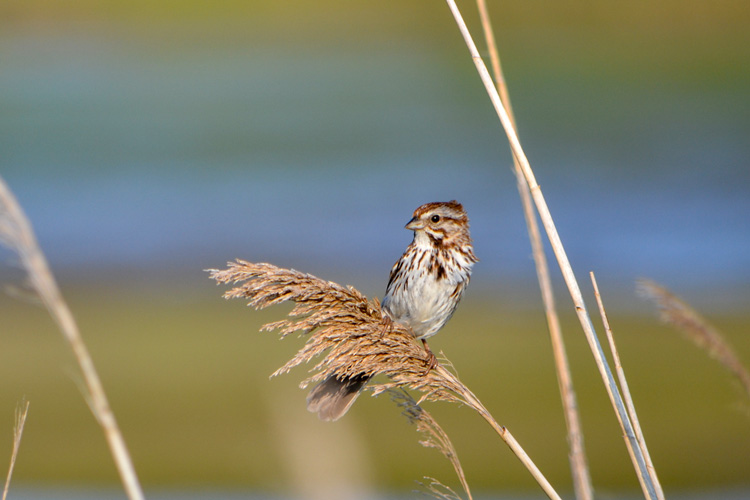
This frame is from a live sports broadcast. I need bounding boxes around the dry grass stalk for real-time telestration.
[390,389,472,500]
[2,400,30,500]
[592,274,665,500]
[443,1,659,498]
[419,477,464,500]
[638,278,750,400]
[210,259,563,500]
[0,177,145,500]
[473,2,594,498]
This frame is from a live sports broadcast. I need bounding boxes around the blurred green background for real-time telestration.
[1,1,749,498]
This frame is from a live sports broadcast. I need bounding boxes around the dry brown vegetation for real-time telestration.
[209,259,561,499]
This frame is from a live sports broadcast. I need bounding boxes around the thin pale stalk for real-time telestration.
[3,400,30,500]
[591,274,665,500]
[435,366,563,500]
[474,0,516,130]
[442,1,657,497]
[474,2,593,499]
[0,177,145,500]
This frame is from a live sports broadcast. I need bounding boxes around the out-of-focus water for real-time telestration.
[1,33,748,309]
[1,16,750,497]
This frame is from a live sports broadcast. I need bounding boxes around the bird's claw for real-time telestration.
[421,339,439,375]
[379,313,393,339]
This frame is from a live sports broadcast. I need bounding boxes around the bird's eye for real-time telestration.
[430,215,441,223]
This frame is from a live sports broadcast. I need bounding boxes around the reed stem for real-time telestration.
[443,1,659,497]
[592,273,665,500]
[473,2,593,498]
[435,367,563,500]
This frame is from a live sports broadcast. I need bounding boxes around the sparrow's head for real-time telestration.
[405,200,471,246]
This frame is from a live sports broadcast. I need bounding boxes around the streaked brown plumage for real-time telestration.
[307,200,477,421]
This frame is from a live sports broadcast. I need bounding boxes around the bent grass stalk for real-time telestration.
[0,177,144,500]
[210,260,563,500]
[443,1,660,497]
[473,2,594,499]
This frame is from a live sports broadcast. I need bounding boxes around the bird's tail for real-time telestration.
[306,374,370,421]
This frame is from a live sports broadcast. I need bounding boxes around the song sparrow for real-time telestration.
[307,200,477,421]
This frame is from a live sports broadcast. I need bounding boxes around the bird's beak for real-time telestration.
[405,217,422,231]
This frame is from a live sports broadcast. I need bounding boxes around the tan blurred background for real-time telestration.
[1,1,749,498]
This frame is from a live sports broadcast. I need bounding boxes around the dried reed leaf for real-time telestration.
[638,278,750,400]
[390,389,472,500]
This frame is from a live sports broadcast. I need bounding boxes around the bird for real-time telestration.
[306,200,477,421]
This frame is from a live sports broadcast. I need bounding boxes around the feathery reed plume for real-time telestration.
[210,259,563,500]
[390,389,472,500]
[2,400,30,500]
[0,176,144,500]
[638,278,750,399]
[211,260,464,402]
